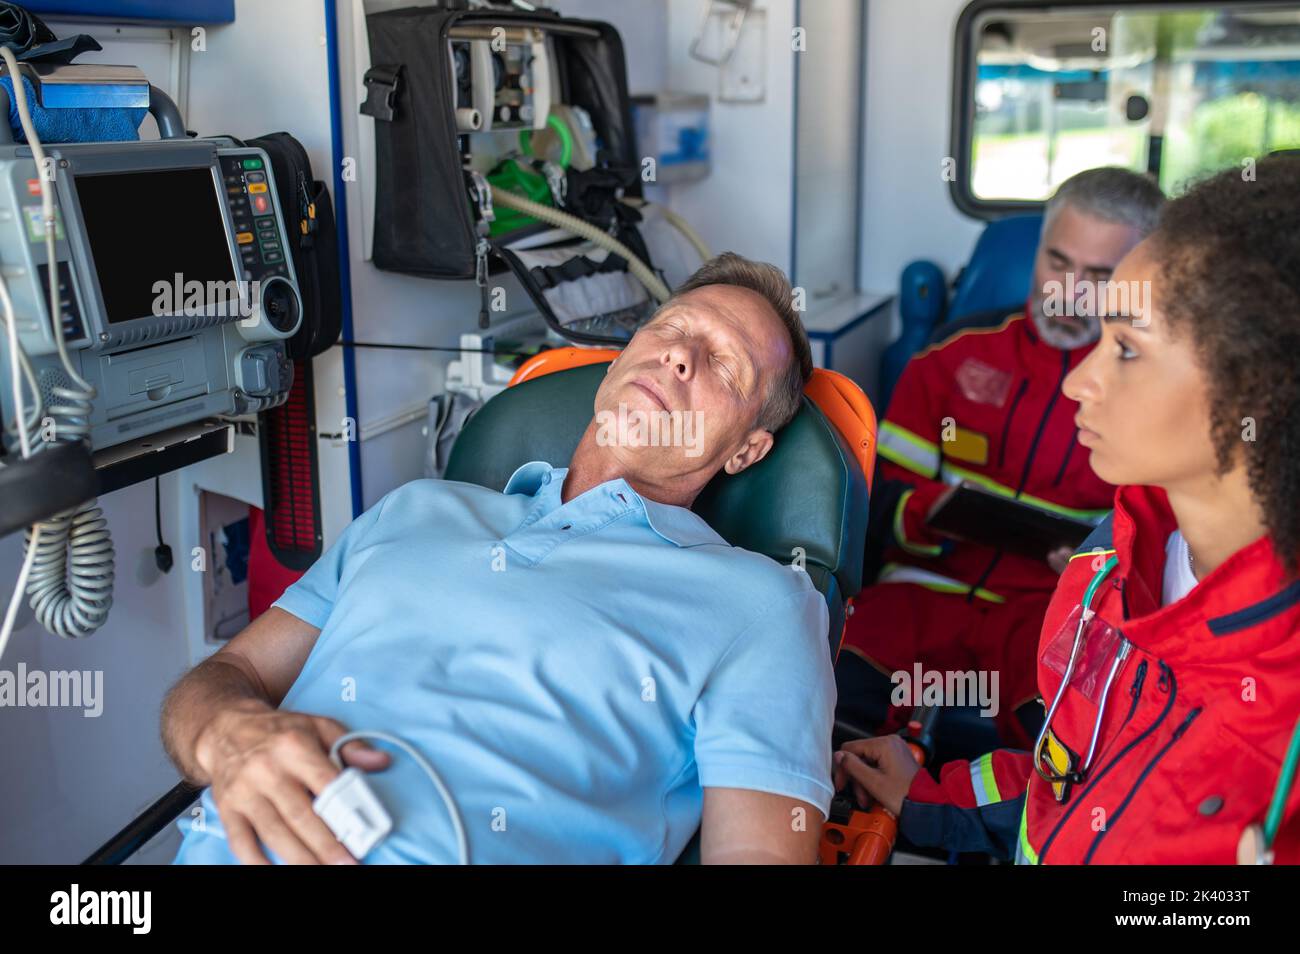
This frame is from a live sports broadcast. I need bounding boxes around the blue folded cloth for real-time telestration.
[1,74,145,144]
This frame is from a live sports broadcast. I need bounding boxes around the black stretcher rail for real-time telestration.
[83,781,198,865]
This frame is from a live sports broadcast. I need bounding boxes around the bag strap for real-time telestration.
[360,64,402,122]
[492,243,631,348]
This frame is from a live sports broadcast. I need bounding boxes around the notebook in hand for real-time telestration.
[924,482,1096,562]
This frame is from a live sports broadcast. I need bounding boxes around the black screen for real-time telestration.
[75,167,237,324]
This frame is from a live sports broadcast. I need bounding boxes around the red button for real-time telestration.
[252,194,271,215]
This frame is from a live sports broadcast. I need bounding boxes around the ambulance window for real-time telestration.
[952,1,1300,217]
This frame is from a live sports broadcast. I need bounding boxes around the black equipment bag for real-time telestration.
[244,132,337,570]
[360,5,646,287]
[246,131,343,361]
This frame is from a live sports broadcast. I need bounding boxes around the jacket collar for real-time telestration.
[1108,484,1299,661]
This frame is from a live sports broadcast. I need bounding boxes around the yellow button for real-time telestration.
[248,182,268,194]
[236,231,254,245]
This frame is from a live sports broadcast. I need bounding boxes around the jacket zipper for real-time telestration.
[1051,433,1076,488]
[996,379,1029,469]
[967,352,1070,601]
[1038,658,1164,863]
[1083,705,1202,863]
[1013,350,1071,494]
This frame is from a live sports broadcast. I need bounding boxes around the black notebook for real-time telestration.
[925,482,1096,562]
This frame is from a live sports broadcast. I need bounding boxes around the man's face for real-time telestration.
[1062,240,1218,489]
[592,284,792,486]
[1030,203,1145,350]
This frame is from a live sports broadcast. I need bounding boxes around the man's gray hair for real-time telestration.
[1043,166,1166,237]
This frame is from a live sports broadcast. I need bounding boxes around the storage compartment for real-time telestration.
[361,6,660,345]
[95,335,214,420]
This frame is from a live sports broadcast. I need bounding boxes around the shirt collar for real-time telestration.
[502,461,727,549]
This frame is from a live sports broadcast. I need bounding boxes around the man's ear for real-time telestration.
[723,429,775,476]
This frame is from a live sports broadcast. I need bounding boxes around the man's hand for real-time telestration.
[194,700,391,865]
[1046,545,1074,574]
[833,735,921,817]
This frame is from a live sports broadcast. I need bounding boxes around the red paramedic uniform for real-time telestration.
[843,305,1114,746]
[897,484,1300,864]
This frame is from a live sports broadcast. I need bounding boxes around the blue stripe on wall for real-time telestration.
[323,0,364,518]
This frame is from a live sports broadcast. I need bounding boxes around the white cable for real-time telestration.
[621,197,713,262]
[0,264,34,458]
[0,306,41,456]
[1,44,112,641]
[489,185,672,303]
[0,525,40,664]
[329,730,469,865]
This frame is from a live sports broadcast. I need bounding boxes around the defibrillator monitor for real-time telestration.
[0,137,304,452]
[75,166,239,325]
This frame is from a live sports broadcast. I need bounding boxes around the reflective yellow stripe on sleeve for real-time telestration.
[878,563,1006,604]
[1015,794,1040,865]
[969,753,1003,806]
[877,421,941,479]
[893,490,944,557]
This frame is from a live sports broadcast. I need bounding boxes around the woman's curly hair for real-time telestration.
[1151,154,1300,575]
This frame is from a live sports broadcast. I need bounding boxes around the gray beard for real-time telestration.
[1030,296,1101,350]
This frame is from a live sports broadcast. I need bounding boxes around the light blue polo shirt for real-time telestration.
[172,462,834,864]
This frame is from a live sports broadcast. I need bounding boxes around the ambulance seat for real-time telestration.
[945,213,1042,325]
[880,214,1043,410]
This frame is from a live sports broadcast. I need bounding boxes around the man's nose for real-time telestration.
[662,341,694,380]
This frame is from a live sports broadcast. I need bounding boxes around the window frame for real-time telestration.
[949,0,1300,218]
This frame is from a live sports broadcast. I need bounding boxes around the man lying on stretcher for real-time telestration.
[164,253,836,865]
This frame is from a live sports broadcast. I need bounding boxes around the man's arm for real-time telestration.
[700,788,822,864]
[162,607,320,783]
[161,607,390,865]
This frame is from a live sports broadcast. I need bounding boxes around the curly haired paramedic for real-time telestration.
[835,157,1300,864]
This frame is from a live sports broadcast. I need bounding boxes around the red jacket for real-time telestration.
[871,304,1113,601]
[899,483,1300,864]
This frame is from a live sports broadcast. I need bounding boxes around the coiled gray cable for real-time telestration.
[2,43,113,640]
[24,502,113,637]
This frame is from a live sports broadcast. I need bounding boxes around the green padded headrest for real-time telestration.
[444,363,869,646]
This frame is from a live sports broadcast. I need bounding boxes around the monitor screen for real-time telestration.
[75,167,238,324]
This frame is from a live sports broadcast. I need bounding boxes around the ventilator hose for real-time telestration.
[488,185,672,303]
[620,197,713,262]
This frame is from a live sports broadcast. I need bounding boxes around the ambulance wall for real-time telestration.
[0,0,343,864]
[859,0,984,291]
